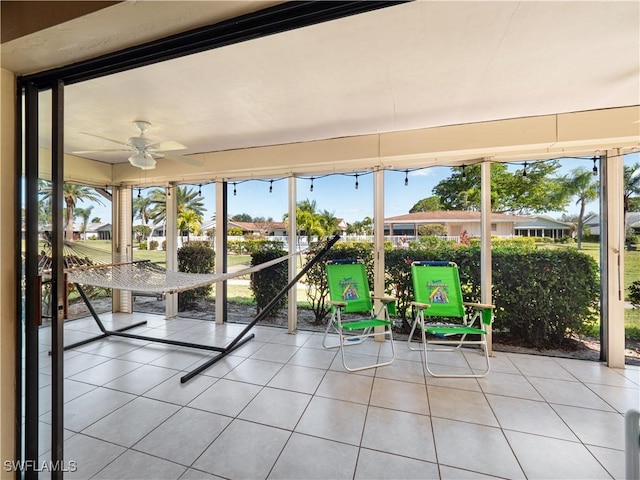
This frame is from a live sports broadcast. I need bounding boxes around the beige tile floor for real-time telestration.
[33,312,638,479]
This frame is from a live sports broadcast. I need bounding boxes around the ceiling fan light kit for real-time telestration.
[128,151,156,170]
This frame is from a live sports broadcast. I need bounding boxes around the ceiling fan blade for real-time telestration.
[147,140,187,152]
[79,132,133,148]
[158,153,202,167]
[72,148,131,154]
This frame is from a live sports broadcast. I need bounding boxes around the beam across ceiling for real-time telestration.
[19,1,407,89]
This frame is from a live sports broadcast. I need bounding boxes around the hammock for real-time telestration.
[65,251,301,294]
[40,239,302,294]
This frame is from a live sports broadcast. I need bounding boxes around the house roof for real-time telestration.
[229,221,287,231]
[584,212,640,227]
[512,215,572,229]
[85,222,111,232]
[384,211,529,224]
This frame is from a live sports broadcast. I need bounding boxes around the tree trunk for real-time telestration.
[577,201,586,250]
[66,204,74,242]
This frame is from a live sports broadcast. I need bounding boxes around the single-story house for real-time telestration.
[584,212,640,237]
[84,222,112,240]
[512,215,572,239]
[384,211,529,237]
[37,222,111,241]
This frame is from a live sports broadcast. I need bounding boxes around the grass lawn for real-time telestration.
[626,308,640,340]
[221,282,311,307]
[540,241,639,300]
[75,241,252,269]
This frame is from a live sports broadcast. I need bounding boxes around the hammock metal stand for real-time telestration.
[63,235,340,382]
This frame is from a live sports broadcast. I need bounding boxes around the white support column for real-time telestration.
[601,150,626,368]
[165,184,178,318]
[288,175,298,333]
[373,168,385,335]
[215,182,225,325]
[480,160,493,355]
[112,186,132,313]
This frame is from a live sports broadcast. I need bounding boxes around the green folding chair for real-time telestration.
[322,259,396,372]
[408,261,494,377]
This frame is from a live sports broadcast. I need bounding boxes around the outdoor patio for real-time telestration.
[36,312,635,480]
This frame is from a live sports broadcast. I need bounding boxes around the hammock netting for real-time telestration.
[40,240,301,294]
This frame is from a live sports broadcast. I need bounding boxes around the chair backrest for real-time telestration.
[326,259,373,314]
[411,261,465,318]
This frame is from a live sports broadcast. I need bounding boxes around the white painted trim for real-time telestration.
[215,182,225,325]
[480,160,493,355]
[165,185,178,318]
[288,176,298,333]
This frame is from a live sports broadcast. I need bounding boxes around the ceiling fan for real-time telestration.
[73,120,198,170]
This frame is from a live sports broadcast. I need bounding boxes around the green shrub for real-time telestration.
[490,249,599,348]
[177,244,215,310]
[227,239,285,255]
[493,236,537,249]
[630,280,640,309]
[250,244,288,317]
[410,236,454,249]
[139,241,147,250]
[417,224,447,236]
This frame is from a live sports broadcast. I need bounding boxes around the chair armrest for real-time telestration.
[464,302,495,309]
[411,301,430,309]
[372,295,397,304]
[330,300,348,307]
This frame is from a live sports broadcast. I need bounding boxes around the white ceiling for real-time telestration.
[5,1,640,166]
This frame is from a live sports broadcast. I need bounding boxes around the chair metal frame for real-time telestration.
[322,259,396,372]
[408,260,494,378]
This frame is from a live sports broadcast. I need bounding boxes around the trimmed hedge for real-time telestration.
[304,241,600,349]
[228,239,286,254]
[630,280,640,309]
[250,244,288,317]
[177,244,215,310]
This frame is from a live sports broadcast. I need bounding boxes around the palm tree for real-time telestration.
[177,209,203,243]
[347,216,373,235]
[40,182,104,241]
[147,186,205,226]
[565,168,598,250]
[74,206,94,240]
[318,209,340,236]
[282,199,323,245]
[37,179,53,227]
[133,193,153,225]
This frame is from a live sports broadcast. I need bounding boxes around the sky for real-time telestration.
[87,153,640,225]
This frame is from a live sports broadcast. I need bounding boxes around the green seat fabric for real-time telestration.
[323,259,395,372]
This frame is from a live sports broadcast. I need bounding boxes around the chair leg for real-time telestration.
[338,325,395,372]
[409,310,491,377]
[407,311,423,351]
[424,336,491,378]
